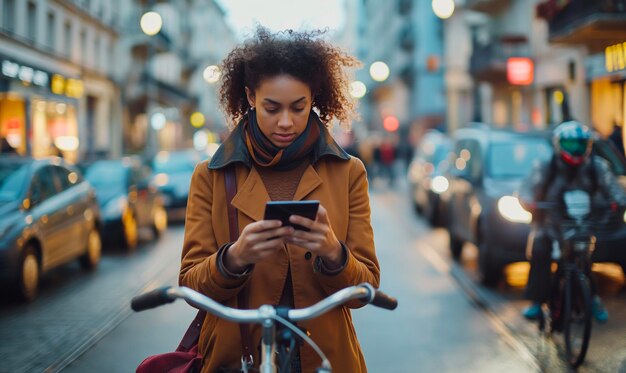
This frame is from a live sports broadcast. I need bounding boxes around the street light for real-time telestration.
[190,112,206,128]
[370,61,390,82]
[349,81,367,98]
[432,0,455,20]
[203,65,221,84]
[150,112,166,131]
[140,8,162,157]
[140,11,162,36]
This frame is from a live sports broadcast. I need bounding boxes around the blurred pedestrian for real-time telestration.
[179,26,380,373]
[377,137,397,187]
[609,122,624,157]
[0,136,18,155]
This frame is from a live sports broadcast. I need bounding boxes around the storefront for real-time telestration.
[586,43,626,153]
[0,57,83,162]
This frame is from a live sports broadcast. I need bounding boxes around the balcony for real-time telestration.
[537,0,626,52]
[469,36,530,82]
[464,0,512,14]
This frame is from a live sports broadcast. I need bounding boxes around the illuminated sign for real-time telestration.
[507,57,534,85]
[605,42,626,73]
[1,59,83,98]
[50,74,84,98]
[1,60,49,87]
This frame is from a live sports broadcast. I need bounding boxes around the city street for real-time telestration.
[2,0,626,372]
[1,178,623,372]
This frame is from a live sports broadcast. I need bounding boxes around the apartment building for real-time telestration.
[0,0,122,161]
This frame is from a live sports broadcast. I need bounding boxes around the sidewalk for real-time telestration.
[63,279,196,373]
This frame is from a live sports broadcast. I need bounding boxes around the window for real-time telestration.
[93,35,100,70]
[30,167,60,206]
[80,29,86,64]
[594,141,626,176]
[488,138,552,178]
[3,0,15,32]
[47,11,56,51]
[0,163,28,202]
[64,21,72,57]
[453,139,482,182]
[53,166,81,191]
[27,1,37,43]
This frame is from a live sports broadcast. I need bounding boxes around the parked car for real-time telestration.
[84,157,167,250]
[446,127,553,285]
[0,156,102,301]
[151,150,205,220]
[407,130,453,227]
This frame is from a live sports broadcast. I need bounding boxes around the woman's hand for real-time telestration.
[225,220,294,273]
[286,205,344,268]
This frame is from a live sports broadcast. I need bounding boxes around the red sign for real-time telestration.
[383,116,399,132]
[507,57,534,85]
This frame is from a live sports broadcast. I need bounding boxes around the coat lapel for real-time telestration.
[230,164,324,222]
[230,167,269,222]
[293,164,323,201]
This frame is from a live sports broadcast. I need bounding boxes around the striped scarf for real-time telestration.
[243,109,321,171]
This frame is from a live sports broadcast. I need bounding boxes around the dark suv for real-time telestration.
[446,127,552,285]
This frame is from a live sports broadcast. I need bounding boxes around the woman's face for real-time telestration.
[245,74,312,148]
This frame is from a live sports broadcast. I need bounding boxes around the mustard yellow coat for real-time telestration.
[179,126,380,373]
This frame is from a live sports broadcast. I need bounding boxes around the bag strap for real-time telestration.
[225,167,254,370]
[178,309,207,351]
[177,166,252,367]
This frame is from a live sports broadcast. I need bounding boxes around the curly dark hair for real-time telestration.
[219,27,360,127]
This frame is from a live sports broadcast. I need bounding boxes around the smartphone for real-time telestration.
[263,200,320,231]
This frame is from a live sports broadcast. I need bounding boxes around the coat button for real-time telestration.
[304,251,312,260]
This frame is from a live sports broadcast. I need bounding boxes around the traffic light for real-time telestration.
[383,115,399,132]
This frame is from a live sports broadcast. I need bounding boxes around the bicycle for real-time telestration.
[532,192,625,368]
[131,282,397,373]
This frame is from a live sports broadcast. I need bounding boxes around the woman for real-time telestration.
[179,27,380,373]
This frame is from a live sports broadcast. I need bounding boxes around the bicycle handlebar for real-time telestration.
[131,283,397,322]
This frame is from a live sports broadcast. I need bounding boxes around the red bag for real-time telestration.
[136,340,202,373]
[136,168,249,373]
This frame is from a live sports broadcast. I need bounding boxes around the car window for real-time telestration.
[488,137,552,178]
[53,166,81,191]
[30,166,60,206]
[0,162,29,201]
[465,140,482,180]
[593,141,626,176]
[153,151,201,174]
[452,140,471,177]
[129,166,143,187]
[433,142,451,167]
[85,161,127,188]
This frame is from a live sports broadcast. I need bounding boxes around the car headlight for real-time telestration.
[623,210,626,223]
[498,196,532,224]
[103,196,128,219]
[431,176,449,194]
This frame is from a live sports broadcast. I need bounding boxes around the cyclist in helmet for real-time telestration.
[519,120,626,322]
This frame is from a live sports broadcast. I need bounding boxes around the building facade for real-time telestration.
[116,0,235,156]
[0,0,123,162]
[537,0,626,144]
[447,0,625,154]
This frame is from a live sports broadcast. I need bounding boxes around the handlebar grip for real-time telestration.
[131,287,176,312]
[370,290,398,310]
